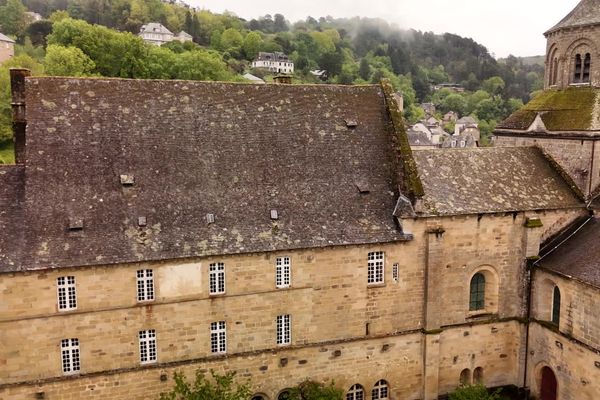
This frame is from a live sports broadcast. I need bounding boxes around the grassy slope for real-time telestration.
[0,141,14,164]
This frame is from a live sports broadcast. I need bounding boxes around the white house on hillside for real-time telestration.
[252,52,294,74]
[139,23,192,46]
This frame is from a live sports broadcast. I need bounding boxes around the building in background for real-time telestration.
[139,22,192,46]
[252,52,294,74]
[0,33,15,64]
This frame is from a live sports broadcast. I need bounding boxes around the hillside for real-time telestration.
[0,0,544,162]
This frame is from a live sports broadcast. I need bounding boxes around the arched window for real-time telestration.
[460,369,471,386]
[469,273,486,311]
[372,380,389,399]
[277,390,291,400]
[552,286,561,326]
[252,395,268,400]
[552,58,559,85]
[583,53,591,82]
[346,384,364,400]
[473,367,484,384]
[574,54,583,82]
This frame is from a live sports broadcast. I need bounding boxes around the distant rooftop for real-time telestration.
[0,33,15,43]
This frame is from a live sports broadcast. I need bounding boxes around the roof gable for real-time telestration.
[546,0,600,35]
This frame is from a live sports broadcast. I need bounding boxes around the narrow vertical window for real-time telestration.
[583,53,591,82]
[61,338,80,375]
[57,276,77,311]
[209,263,225,295]
[210,321,227,354]
[346,384,364,400]
[139,329,157,364]
[276,256,291,288]
[552,286,561,326]
[367,251,385,285]
[469,273,485,311]
[276,314,291,345]
[372,380,389,399]
[552,58,559,85]
[574,54,583,83]
[473,367,484,384]
[136,269,154,302]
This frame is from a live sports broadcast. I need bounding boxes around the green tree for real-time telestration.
[358,58,371,80]
[159,370,250,400]
[441,93,467,116]
[288,380,344,400]
[0,0,27,36]
[448,384,501,400]
[44,44,96,76]
[481,76,505,95]
[219,28,243,51]
[242,31,262,61]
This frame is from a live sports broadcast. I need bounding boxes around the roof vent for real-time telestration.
[355,181,370,194]
[68,217,84,231]
[270,209,279,220]
[120,174,134,186]
[138,216,147,227]
[206,213,215,224]
[345,119,358,129]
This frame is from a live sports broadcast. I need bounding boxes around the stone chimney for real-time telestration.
[273,75,292,84]
[10,68,30,164]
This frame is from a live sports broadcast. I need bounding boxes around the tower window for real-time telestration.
[573,53,591,83]
[209,263,225,295]
[469,273,486,311]
[136,269,154,302]
[552,286,561,326]
[139,329,157,364]
[61,338,80,375]
[57,276,77,311]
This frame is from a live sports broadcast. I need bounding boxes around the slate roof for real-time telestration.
[139,22,173,35]
[495,87,600,136]
[412,147,584,216]
[0,77,410,272]
[545,0,600,35]
[407,130,434,147]
[0,33,15,43]
[538,217,600,288]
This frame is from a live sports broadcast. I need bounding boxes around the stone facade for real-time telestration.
[0,34,14,64]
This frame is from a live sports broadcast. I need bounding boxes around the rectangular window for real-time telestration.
[61,338,80,374]
[57,276,77,311]
[136,269,155,302]
[276,314,291,345]
[210,321,227,354]
[276,256,291,288]
[139,329,157,364]
[367,252,385,285]
[209,263,225,295]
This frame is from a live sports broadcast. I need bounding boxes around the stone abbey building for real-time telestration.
[2,1,600,399]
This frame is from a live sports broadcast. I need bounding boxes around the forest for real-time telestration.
[0,0,545,161]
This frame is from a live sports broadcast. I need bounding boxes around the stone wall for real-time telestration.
[0,41,13,64]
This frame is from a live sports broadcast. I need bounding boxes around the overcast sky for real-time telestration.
[189,0,580,58]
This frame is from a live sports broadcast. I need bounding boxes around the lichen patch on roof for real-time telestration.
[496,87,600,134]
[412,147,584,216]
[0,77,411,272]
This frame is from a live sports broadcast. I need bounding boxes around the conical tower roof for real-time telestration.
[545,0,600,35]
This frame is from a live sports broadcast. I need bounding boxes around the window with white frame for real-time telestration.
[372,380,389,399]
[367,252,385,285]
[139,329,157,364]
[276,256,291,288]
[61,338,80,374]
[346,384,364,400]
[276,314,291,345]
[209,263,225,295]
[136,269,155,302]
[210,321,227,354]
[57,276,77,311]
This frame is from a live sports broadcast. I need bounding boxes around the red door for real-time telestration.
[540,366,557,400]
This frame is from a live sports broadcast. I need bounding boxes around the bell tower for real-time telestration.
[544,0,600,89]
